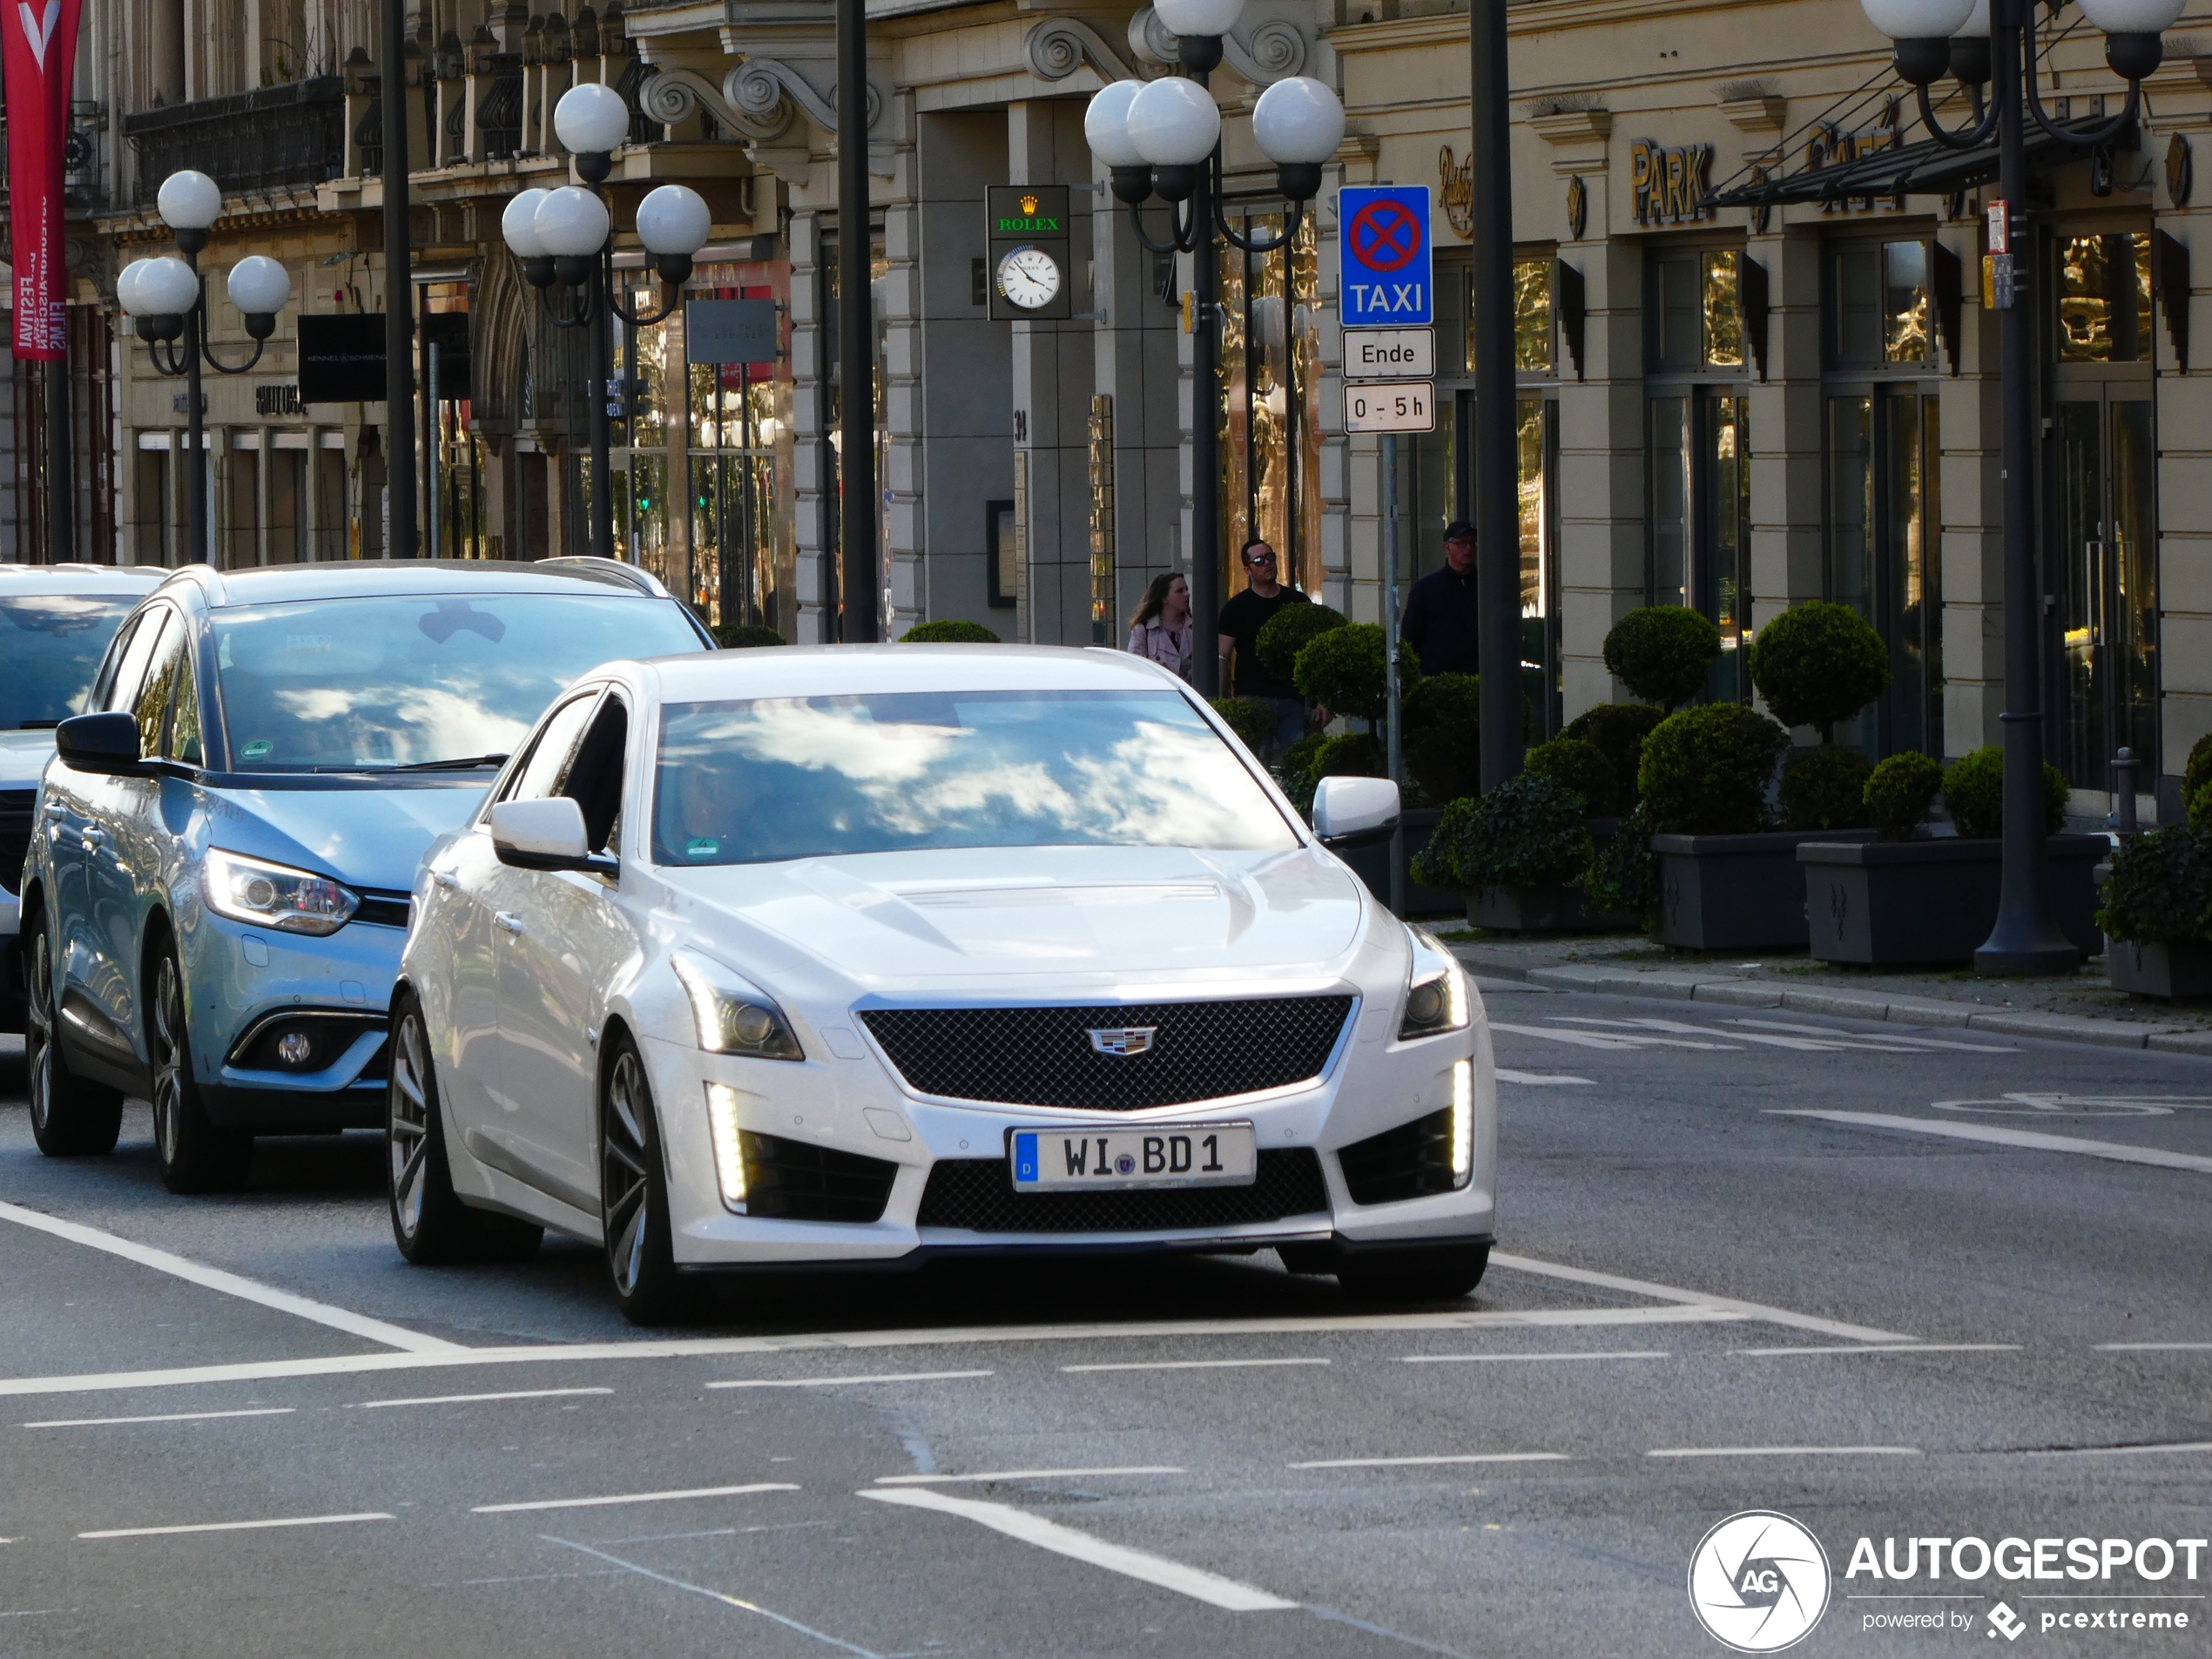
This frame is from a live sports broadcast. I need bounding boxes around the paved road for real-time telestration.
[1,986,2209,1658]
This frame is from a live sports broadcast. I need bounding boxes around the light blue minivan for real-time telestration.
[21,558,712,1191]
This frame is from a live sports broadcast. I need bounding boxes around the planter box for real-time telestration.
[1341,807,1460,919]
[1651,830,1877,952]
[2108,939,2212,1001]
[1797,835,2108,966]
[1464,883,1638,934]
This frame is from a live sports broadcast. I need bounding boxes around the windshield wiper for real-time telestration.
[383,753,512,772]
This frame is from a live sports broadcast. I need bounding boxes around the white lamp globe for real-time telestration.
[156,170,223,233]
[554,81,631,156]
[1859,0,1974,38]
[115,258,153,316]
[534,185,611,258]
[1153,0,1244,41]
[132,256,201,318]
[501,188,551,258]
[1954,0,1990,36]
[225,254,291,317]
[1125,75,1222,168]
[635,185,711,256]
[2077,0,2185,30]
[1084,81,1149,169]
[1252,76,1345,165]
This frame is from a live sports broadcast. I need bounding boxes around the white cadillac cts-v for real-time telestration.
[387,645,1496,1322]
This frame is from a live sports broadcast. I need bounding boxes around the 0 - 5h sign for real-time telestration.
[1339,185,1432,327]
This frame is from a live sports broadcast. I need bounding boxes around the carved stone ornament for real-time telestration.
[641,57,881,142]
[2168,132,2193,210]
[1566,172,1587,239]
[1124,5,1305,83]
[1026,17,1142,83]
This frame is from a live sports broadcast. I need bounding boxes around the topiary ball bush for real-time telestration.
[1256,604,1348,685]
[1942,745,2069,840]
[1779,744,1874,833]
[1400,672,1480,804]
[1583,801,1660,919]
[2191,779,2212,833]
[715,622,786,648]
[1865,751,1944,840]
[1747,601,1891,738]
[1209,696,1277,754]
[1637,704,1789,836]
[1602,606,1722,710]
[900,618,1001,643]
[1564,703,1666,811]
[1282,732,1328,785]
[1314,731,1385,779]
[2098,826,2212,947]
[2187,733,2212,806]
[1293,623,1420,725]
[1410,774,1594,893]
[1526,737,1616,816]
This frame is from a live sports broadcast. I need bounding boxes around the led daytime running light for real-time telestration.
[1450,1059,1474,1184]
[705,1083,750,1211]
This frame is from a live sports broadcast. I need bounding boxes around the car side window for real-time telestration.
[131,612,185,761]
[502,693,601,807]
[558,695,629,857]
[165,635,204,766]
[89,613,142,712]
[103,610,165,719]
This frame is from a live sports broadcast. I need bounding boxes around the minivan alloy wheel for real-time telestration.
[23,914,123,1157]
[150,948,251,1192]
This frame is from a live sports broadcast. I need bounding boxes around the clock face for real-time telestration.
[996,246,1062,311]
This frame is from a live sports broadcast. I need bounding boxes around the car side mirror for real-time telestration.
[55,711,144,776]
[489,797,617,876]
[1312,774,1400,850]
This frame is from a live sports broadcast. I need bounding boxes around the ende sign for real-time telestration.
[1342,327,1433,381]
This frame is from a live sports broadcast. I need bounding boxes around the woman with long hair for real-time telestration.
[1126,570,1194,680]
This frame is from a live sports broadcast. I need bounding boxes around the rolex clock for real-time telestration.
[984,185,1074,320]
[995,246,1062,311]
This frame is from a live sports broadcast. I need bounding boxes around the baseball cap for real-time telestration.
[1443,519,1475,542]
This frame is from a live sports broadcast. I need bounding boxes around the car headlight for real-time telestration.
[1399,926,1471,1041]
[671,952,804,1060]
[203,848,360,936]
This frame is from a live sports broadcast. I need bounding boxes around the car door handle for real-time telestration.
[79,827,107,849]
[432,870,456,890]
[494,911,525,935]
[42,802,64,819]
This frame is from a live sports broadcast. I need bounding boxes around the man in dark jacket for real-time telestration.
[1399,519,1479,677]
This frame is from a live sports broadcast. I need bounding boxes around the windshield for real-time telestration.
[651,689,1299,866]
[0,594,143,729]
[212,593,705,771]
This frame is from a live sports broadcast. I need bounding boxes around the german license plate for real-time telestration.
[1008,1123,1257,1191]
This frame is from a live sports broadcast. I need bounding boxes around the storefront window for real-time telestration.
[1825,389,1941,754]
[1703,252,1743,368]
[2054,233,2152,363]
[1831,239,1933,368]
[1219,210,1322,596]
[1649,246,1743,373]
[687,263,794,634]
[1457,257,1554,374]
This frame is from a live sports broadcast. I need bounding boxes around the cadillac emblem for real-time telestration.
[1086,1027,1157,1057]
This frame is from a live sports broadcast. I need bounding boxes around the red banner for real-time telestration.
[3,0,82,359]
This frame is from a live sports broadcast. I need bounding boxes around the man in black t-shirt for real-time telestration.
[1216,539,1311,758]
[1400,519,1479,678]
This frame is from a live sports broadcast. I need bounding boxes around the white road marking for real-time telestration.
[2022,1442,2212,1457]
[357,1387,613,1409]
[2098,1342,2212,1352]
[1496,1069,1595,1086]
[1488,1022,1737,1052]
[874,1467,1184,1486]
[1771,1110,2212,1177]
[857,1487,1296,1612]
[709,1371,992,1390]
[1287,1453,1568,1469]
[474,1482,799,1514]
[1490,1251,1913,1344]
[1402,1350,1670,1365]
[1061,1358,1329,1373]
[1728,1019,2015,1052]
[1649,1446,1920,1459]
[1559,1016,1846,1052]
[24,1406,295,1429]
[543,1536,884,1658]
[80,1511,393,1540]
[0,1198,457,1355]
[1730,1344,2021,1358]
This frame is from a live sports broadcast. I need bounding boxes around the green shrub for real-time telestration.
[1583,801,1661,918]
[2187,733,2212,799]
[1314,731,1385,779]
[1293,624,1420,725]
[714,622,786,649]
[1564,703,1666,812]
[1281,732,1328,784]
[1411,774,1594,892]
[1779,744,1874,833]
[1603,606,1722,709]
[1526,737,1615,815]
[1865,752,1944,840]
[2191,779,2212,833]
[1747,601,1891,738]
[1256,604,1348,684]
[2098,826,2212,946]
[1209,696,1277,753]
[1401,672,1480,804]
[899,618,1001,643]
[1637,704,1789,835]
[1942,745,2069,840]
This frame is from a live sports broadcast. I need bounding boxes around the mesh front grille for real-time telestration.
[860,996,1354,1110]
[739,1130,899,1224]
[915,1150,1329,1234]
[1338,1106,1460,1206]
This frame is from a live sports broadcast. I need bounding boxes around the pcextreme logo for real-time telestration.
[1689,1510,1832,1652]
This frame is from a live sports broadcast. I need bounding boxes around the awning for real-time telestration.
[1705,116,2132,211]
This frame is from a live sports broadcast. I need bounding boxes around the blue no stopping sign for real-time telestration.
[1339,185,1433,327]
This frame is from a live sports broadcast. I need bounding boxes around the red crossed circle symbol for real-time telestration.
[1349,199,1423,274]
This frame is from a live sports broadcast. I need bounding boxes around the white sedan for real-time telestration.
[388,645,1497,1322]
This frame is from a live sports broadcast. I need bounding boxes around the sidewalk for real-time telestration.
[1440,929,2212,1055]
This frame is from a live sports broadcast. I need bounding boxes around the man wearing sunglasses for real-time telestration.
[1216,538,1312,759]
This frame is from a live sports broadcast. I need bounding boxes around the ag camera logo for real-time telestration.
[1689,1510,1831,1652]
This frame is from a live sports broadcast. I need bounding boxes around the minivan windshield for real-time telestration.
[651,689,1299,865]
[212,593,705,771]
[0,594,143,729]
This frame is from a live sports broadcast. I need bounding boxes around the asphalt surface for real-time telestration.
[1,986,2209,1658]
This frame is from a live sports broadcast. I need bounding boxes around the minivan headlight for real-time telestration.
[1399,926,1470,1041]
[671,951,804,1060]
[203,848,360,936]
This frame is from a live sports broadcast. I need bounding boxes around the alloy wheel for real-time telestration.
[388,1013,432,1244]
[601,1050,653,1299]
[24,925,57,1137]
[151,955,187,1168]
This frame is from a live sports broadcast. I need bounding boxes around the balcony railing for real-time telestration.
[122,78,345,202]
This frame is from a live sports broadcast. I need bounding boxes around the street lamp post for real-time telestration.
[501,84,712,564]
[1860,0,2182,975]
[1083,25,1344,697]
[117,170,294,568]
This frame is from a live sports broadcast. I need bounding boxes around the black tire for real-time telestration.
[599,1035,687,1325]
[149,946,252,1194]
[23,910,124,1157]
[387,995,542,1265]
[1335,1243,1491,1305]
